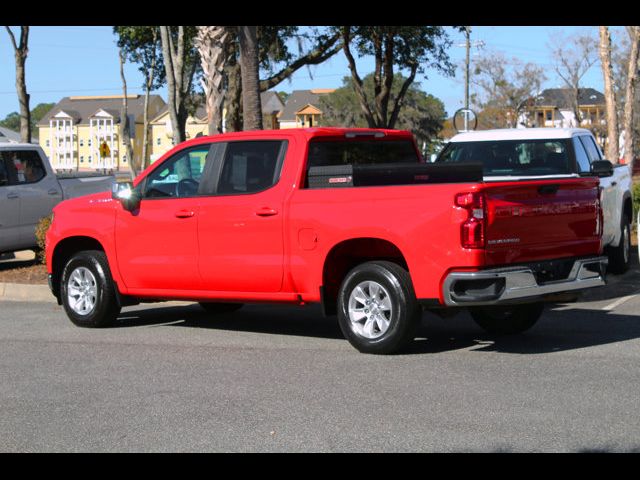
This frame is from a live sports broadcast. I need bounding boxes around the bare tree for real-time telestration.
[141,32,158,171]
[5,26,31,143]
[118,49,136,177]
[471,51,546,128]
[599,26,620,162]
[550,32,598,126]
[159,26,198,144]
[114,26,163,171]
[195,26,230,135]
[622,26,640,170]
[237,26,262,131]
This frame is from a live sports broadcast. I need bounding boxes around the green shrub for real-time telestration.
[34,214,53,264]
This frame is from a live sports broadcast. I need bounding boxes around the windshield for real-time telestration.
[436,139,572,176]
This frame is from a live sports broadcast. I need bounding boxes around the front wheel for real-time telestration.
[469,303,544,335]
[60,250,121,328]
[337,261,421,354]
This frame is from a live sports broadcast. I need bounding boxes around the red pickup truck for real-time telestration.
[45,128,607,354]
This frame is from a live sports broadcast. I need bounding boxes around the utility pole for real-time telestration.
[458,27,484,132]
[464,26,471,114]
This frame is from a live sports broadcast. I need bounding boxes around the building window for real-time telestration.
[157,138,161,146]
[123,156,127,163]
[45,139,50,147]
[80,139,84,147]
[80,156,84,163]
[88,155,92,162]
[88,139,92,147]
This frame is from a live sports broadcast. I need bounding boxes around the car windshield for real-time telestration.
[436,139,572,176]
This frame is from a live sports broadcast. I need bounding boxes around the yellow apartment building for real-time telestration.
[277,89,334,129]
[37,95,166,172]
[149,103,208,163]
[37,90,332,169]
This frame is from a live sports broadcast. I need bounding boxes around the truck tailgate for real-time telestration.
[482,178,601,265]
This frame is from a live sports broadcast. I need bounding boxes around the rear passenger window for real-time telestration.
[217,141,286,194]
[572,138,591,174]
[307,140,419,170]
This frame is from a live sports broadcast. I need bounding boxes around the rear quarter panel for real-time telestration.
[288,183,483,301]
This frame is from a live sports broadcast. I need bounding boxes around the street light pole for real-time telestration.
[465,27,471,110]
[455,27,484,133]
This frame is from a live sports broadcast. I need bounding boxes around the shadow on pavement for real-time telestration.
[114,293,640,356]
[116,303,346,340]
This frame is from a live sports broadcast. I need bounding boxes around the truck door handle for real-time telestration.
[611,181,617,187]
[6,192,19,199]
[48,189,60,196]
[255,207,278,217]
[174,210,195,218]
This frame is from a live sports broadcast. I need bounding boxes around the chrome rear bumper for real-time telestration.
[442,256,607,307]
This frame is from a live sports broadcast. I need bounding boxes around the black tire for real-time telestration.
[198,302,243,315]
[60,250,121,328]
[607,214,631,274]
[337,261,421,354]
[470,303,544,335]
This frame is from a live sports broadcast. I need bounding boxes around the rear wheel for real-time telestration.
[608,214,631,274]
[470,303,544,335]
[337,261,421,354]
[61,250,121,328]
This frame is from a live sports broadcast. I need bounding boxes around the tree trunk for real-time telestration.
[225,59,243,132]
[160,26,187,144]
[118,49,136,177]
[141,66,154,171]
[237,26,262,131]
[5,27,31,143]
[623,26,640,170]
[141,31,158,171]
[196,26,229,135]
[599,27,620,162]
[341,26,376,128]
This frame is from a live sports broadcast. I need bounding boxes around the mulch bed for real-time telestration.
[0,258,48,285]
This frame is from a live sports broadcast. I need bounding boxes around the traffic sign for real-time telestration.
[453,108,478,133]
[100,141,111,158]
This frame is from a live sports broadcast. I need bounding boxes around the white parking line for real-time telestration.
[604,293,640,311]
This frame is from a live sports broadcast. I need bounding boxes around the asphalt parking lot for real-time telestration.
[1,253,640,452]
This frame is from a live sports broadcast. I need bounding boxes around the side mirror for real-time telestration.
[590,160,613,177]
[111,181,140,212]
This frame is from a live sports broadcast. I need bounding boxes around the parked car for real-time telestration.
[437,128,634,273]
[0,143,114,255]
[46,128,607,354]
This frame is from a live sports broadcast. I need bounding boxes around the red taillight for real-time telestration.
[456,191,486,249]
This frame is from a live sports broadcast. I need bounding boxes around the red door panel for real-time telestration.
[115,198,201,291]
[198,191,283,293]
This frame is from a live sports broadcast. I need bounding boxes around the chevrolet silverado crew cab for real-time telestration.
[46,128,607,354]
[1,143,113,255]
[437,128,634,273]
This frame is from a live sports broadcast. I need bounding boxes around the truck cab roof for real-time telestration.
[449,128,594,143]
[0,142,42,150]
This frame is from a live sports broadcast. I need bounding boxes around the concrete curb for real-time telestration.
[0,282,55,303]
